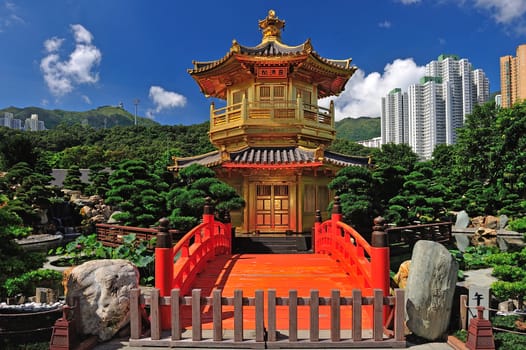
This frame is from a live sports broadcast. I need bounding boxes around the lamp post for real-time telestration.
[133,98,140,126]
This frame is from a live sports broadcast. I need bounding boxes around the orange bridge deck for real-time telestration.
[183,253,373,330]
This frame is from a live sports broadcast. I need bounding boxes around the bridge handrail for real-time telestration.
[154,199,232,329]
[314,197,390,303]
[316,220,374,290]
[171,220,231,294]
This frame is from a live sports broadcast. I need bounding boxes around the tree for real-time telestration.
[486,247,526,311]
[0,131,39,169]
[62,165,85,192]
[0,195,46,298]
[328,139,372,157]
[105,159,168,227]
[386,162,450,225]
[167,164,245,232]
[328,165,375,230]
[372,143,418,172]
[85,163,110,196]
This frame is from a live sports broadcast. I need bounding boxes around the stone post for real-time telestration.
[154,217,173,330]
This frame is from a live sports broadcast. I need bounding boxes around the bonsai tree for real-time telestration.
[105,159,168,227]
[328,165,375,230]
[85,163,110,196]
[1,162,60,226]
[62,165,85,192]
[486,247,526,311]
[0,194,46,298]
[167,164,245,232]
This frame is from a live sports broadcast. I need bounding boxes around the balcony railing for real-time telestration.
[210,97,334,131]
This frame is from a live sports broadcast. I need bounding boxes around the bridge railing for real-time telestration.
[313,196,390,299]
[95,223,180,249]
[129,287,406,348]
[155,197,232,329]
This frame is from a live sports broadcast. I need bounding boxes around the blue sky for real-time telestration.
[1,0,526,125]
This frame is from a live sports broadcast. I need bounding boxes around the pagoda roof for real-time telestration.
[168,147,370,171]
[188,10,357,99]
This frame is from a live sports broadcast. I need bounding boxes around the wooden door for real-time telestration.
[255,184,289,232]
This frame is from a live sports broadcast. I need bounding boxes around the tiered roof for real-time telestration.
[169,146,370,171]
[188,10,357,99]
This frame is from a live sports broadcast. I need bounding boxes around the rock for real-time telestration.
[471,216,484,228]
[393,260,411,289]
[454,233,470,252]
[471,227,497,247]
[107,211,123,224]
[64,259,139,341]
[499,215,509,230]
[484,215,499,229]
[405,240,458,341]
[454,210,470,229]
[80,205,92,217]
[497,236,509,251]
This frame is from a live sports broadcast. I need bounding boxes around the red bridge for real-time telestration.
[127,197,406,348]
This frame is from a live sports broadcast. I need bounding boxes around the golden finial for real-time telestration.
[258,9,285,42]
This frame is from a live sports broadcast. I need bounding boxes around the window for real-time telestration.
[259,86,271,100]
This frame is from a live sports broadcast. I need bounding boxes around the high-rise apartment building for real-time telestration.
[0,112,14,128]
[24,114,46,131]
[381,54,489,159]
[381,88,408,144]
[500,44,526,108]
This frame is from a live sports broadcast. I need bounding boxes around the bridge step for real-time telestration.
[233,235,311,254]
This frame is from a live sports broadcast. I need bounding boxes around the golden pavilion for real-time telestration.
[169,10,369,235]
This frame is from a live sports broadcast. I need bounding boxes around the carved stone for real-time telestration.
[405,240,458,341]
[64,259,139,341]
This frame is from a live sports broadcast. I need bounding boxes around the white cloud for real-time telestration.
[81,95,92,104]
[473,0,526,24]
[399,0,421,4]
[40,24,101,97]
[323,58,425,120]
[146,85,187,119]
[378,20,391,28]
[44,37,64,52]
[71,24,93,44]
[0,0,24,31]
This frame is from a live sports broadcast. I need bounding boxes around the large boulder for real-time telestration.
[64,259,139,341]
[405,240,458,341]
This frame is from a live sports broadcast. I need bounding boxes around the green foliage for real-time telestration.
[386,162,449,225]
[508,217,526,233]
[494,331,526,349]
[372,143,418,172]
[335,116,380,141]
[485,247,526,310]
[460,245,500,270]
[0,105,159,130]
[0,195,48,298]
[106,159,168,227]
[328,166,376,229]
[328,139,373,157]
[62,165,85,192]
[51,233,156,285]
[4,269,62,297]
[167,164,245,232]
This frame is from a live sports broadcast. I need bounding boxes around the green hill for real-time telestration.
[0,105,159,129]
[335,117,380,142]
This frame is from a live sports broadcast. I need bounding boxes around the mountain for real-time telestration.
[0,105,159,129]
[335,116,380,141]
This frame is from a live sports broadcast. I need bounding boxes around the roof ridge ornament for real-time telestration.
[258,9,285,42]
